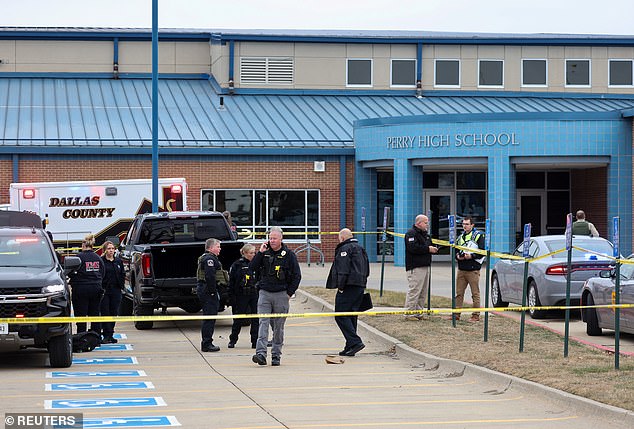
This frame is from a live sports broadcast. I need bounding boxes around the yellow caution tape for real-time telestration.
[2,303,633,324]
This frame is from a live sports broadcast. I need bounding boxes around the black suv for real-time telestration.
[0,211,80,367]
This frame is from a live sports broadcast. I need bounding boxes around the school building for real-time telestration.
[1,28,633,263]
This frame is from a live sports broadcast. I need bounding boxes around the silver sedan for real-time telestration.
[491,235,614,318]
[581,256,634,335]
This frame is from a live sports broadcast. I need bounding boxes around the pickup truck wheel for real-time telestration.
[585,294,603,336]
[133,298,154,330]
[48,328,73,368]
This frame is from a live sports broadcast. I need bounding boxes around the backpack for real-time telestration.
[72,330,101,353]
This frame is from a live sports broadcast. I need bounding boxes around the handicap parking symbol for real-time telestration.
[82,416,180,428]
[46,381,154,391]
[46,397,166,409]
[73,356,138,365]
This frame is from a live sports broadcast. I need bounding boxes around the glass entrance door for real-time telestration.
[517,192,547,244]
[425,192,453,256]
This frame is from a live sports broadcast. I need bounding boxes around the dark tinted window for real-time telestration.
[436,60,460,86]
[479,60,503,86]
[516,172,545,189]
[566,60,590,86]
[522,59,547,85]
[457,172,486,189]
[347,59,372,86]
[392,60,416,86]
[139,218,230,244]
[609,60,633,86]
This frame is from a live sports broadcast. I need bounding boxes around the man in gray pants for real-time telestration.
[249,227,302,366]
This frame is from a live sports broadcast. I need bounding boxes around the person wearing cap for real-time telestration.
[326,228,370,357]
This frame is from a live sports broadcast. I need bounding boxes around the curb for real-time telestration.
[297,289,634,425]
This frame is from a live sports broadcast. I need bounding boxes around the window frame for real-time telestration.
[478,59,504,88]
[390,58,417,88]
[565,59,591,88]
[199,188,321,243]
[434,59,461,88]
[608,59,634,87]
[521,58,548,87]
[346,58,373,88]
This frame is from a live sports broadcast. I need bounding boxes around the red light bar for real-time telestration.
[15,314,25,318]
[15,238,39,243]
[22,189,35,199]
[170,184,183,194]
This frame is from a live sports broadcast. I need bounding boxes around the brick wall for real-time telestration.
[570,167,607,236]
[1,157,354,261]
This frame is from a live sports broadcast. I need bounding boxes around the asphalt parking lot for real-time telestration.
[2,274,633,428]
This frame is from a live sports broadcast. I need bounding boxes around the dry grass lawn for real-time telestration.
[303,286,634,411]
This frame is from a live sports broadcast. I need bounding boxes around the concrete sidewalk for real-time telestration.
[299,262,634,355]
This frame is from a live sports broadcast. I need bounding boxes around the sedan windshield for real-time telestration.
[0,233,55,267]
[545,239,613,260]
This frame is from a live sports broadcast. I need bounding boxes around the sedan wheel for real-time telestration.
[585,294,603,336]
[491,274,509,308]
[527,281,546,319]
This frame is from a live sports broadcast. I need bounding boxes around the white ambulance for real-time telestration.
[9,178,187,249]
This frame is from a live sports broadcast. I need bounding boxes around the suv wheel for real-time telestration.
[48,328,73,368]
[133,296,154,330]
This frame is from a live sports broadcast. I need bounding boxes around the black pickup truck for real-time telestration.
[0,210,81,367]
[118,211,242,330]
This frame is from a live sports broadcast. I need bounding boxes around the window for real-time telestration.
[347,59,372,86]
[435,60,460,87]
[376,171,394,260]
[201,189,320,241]
[240,57,294,85]
[609,60,633,86]
[522,59,547,86]
[566,59,590,86]
[478,60,504,87]
[391,59,416,87]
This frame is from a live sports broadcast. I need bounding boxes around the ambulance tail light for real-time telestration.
[141,253,152,277]
[170,184,183,194]
[22,188,36,199]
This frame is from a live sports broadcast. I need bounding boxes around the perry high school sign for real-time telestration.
[386,132,519,149]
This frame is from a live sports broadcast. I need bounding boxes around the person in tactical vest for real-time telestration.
[572,210,599,237]
[228,243,259,349]
[197,238,223,352]
[455,216,485,322]
[249,227,301,366]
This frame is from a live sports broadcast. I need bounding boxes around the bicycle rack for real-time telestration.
[294,237,324,266]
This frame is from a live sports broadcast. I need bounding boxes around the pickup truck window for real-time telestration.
[139,218,231,244]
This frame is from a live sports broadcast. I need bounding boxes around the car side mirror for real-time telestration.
[599,269,613,279]
[63,256,81,273]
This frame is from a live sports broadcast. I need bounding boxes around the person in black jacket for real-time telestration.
[249,227,301,366]
[326,228,370,357]
[197,238,223,352]
[99,240,125,344]
[228,243,259,349]
[403,215,438,320]
[69,234,105,334]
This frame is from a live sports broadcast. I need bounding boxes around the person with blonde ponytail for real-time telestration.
[68,234,105,335]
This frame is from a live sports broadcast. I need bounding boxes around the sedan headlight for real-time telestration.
[42,284,65,294]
